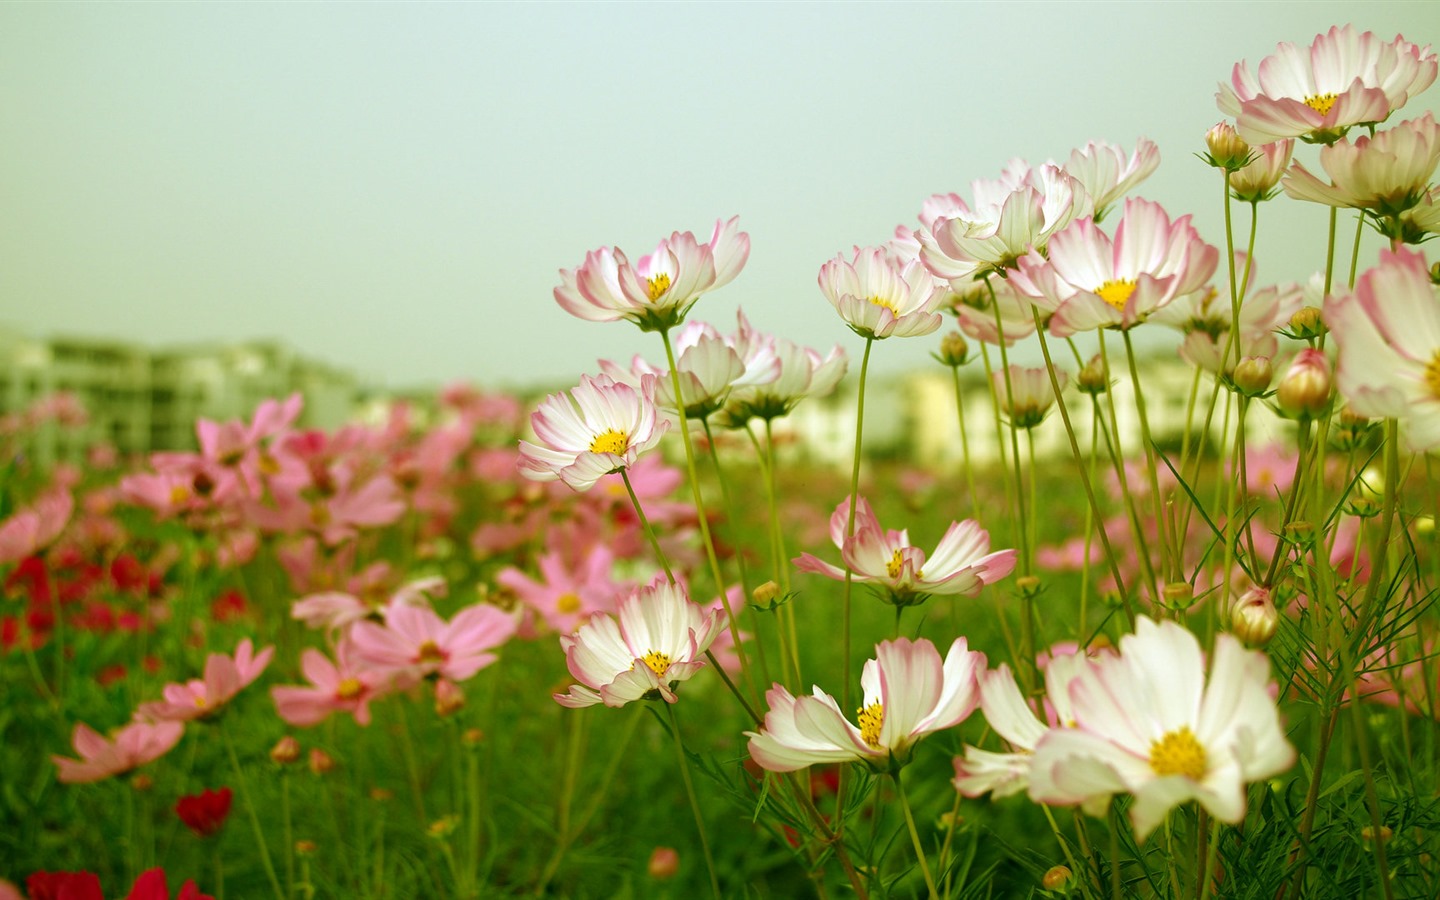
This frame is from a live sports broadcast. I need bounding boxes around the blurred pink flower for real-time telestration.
[271,638,396,727]
[350,601,516,683]
[52,719,184,784]
[496,544,628,636]
[137,639,274,722]
[0,489,73,564]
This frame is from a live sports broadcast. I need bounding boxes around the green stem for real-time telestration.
[221,721,286,900]
[840,336,875,715]
[894,771,940,900]
[666,703,722,900]
[950,365,981,521]
[621,468,675,583]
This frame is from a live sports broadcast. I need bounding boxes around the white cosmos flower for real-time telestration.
[518,374,668,491]
[554,577,722,708]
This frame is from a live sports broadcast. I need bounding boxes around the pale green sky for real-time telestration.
[1,2,1436,389]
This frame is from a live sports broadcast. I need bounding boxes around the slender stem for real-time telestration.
[1121,329,1169,580]
[621,468,674,584]
[658,330,756,710]
[840,336,875,714]
[894,771,940,900]
[950,365,981,521]
[666,703,722,900]
[1323,206,1338,297]
[1198,816,1222,900]
[1107,801,1123,900]
[281,771,295,900]
[221,721,286,900]
[1099,333,1161,606]
[1263,420,1313,586]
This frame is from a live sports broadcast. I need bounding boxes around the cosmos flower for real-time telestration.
[518,374,668,491]
[554,576,722,708]
[137,639,274,722]
[924,162,1091,276]
[1014,197,1218,336]
[1283,112,1440,217]
[991,365,1069,430]
[270,637,397,727]
[1218,25,1437,144]
[1323,246,1440,450]
[1064,138,1161,219]
[1026,617,1295,841]
[1228,139,1295,203]
[817,246,945,339]
[793,497,1016,606]
[747,636,985,773]
[51,719,185,784]
[174,787,233,838]
[718,311,846,424]
[555,217,750,332]
[0,489,73,565]
[349,601,516,683]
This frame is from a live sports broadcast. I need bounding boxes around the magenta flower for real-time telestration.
[52,719,184,784]
[747,637,985,773]
[518,374,668,491]
[556,217,750,332]
[349,601,516,683]
[137,639,274,722]
[794,497,1016,606]
[1218,25,1436,144]
[496,544,628,636]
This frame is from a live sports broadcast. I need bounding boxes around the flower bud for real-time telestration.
[1015,575,1043,598]
[936,330,970,367]
[369,787,394,802]
[1287,307,1326,340]
[1076,354,1109,394]
[1162,582,1194,611]
[462,728,485,747]
[1042,865,1072,890]
[308,748,335,776]
[1276,349,1332,419]
[130,773,154,793]
[1231,356,1274,396]
[426,815,460,840]
[1205,122,1251,171]
[647,846,680,880]
[270,736,301,766]
[294,839,318,856]
[434,678,466,717]
[1229,139,1293,202]
[752,581,780,605]
[1230,587,1278,647]
[1361,825,1393,843]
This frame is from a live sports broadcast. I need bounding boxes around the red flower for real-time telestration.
[27,871,102,900]
[174,787,233,837]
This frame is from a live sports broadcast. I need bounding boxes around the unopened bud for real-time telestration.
[1076,354,1109,394]
[647,846,680,880]
[294,839,318,856]
[1162,582,1194,611]
[308,748,335,776]
[1230,587,1278,647]
[1015,575,1042,598]
[426,814,460,840]
[937,330,970,367]
[752,581,780,605]
[1287,307,1326,340]
[462,728,485,747]
[130,773,154,793]
[434,678,466,717]
[937,811,963,830]
[1042,865,1073,891]
[270,736,301,766]
[369,787,394,802]
[1361,825,1393,843]
[1231,356,1274,396]
[1205,122,1251,171]
[1276,349,1332,419]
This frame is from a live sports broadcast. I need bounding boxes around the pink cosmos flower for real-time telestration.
[991,365,1068,430]
[1027,617,1295,841]
[818,246,945,340]
[1284,112,1440,219]
[518,374,668,491]
[719,311,846,424]
[0,489,73,564]
[1218,25,1437,144]
[554,577,722,708]
[747,636,985,772]
[495,544,628,636]
[137,639,274,722]
[291,576,446,632]
[600,316,777,421]
[349,601,517,683]
[1014,197,1219,337]
[1228,140,1295,203]
[1064,138,1161,219]
[1323,247,1440,450]
[794,497,1016,606]
[52,719,185,784]
[271,638,396,727]
[556,217,750,332]
[924,162,1091,276]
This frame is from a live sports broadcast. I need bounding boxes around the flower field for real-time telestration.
[5,21,1440,900]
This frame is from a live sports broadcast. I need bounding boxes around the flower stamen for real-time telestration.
[642,650,672,677]
[1424,352,1440,401]
[1304,93,1338,116]
[857,702,884,748]
[646,272,672,301]
[1149,726,1207,779]
[1095,279,1138,311]
[588,429,629,455]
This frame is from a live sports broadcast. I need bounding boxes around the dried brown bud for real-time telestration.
[270,736,301,766]
[308,748,335,776]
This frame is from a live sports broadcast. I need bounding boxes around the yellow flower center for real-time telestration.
[857,702,884,748]
[868,295,900,314]
[417,640,446,663]
[646,272,672,300]
[1095,279,1137,311]
[1425,351,1440,401]
[588,429,629,455]
[336,677,364,700]
[169,485,191,506]
[192,694,209,710]
[1149,726,1207,779]
[556,592,582,615]
[884,549,920,581]
[642,650,672,677]
[1304,93,1338,116]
